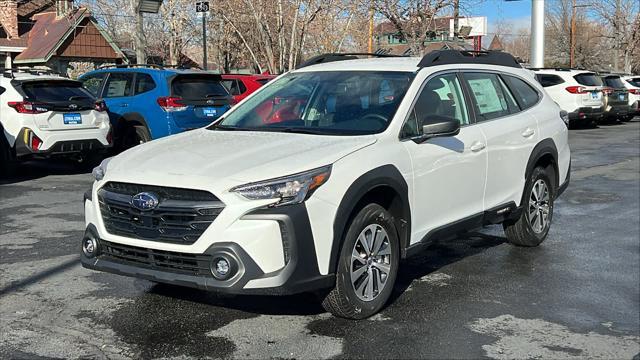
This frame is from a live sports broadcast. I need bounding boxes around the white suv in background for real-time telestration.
[81,51,571,319]
[623,75,640,117]
[533,69,604,127]
[0,70,112,176]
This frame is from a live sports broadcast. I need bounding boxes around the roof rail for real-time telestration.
[296,52,406,69]
[96,64,165,70]
[0,67,64,79]
[418,50,521,68]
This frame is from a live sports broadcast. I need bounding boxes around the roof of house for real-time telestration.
[488,35,503,51]
[13,7,125,64]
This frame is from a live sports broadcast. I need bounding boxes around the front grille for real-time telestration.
[100,240,212,276]
[98,182,224,245]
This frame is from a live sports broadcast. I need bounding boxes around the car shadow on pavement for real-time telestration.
[0,159,91,185]
[145,231,505,316]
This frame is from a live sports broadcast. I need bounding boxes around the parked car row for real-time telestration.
[532,68,639,128]
[0,66,274,177]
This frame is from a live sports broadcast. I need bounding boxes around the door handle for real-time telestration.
[521,128,535,138]
[470,141,486,152]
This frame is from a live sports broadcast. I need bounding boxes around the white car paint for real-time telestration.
[533,69,604,115]
[85,57,571,287]
[0,73,111,155]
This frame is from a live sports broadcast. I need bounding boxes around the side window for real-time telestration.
[222,79,244,95]
[503,75,540,110]
[104,72,134,98]
[401,73,469,138]
[134,73,156,95]
[463,72,517,121]
[81,73,106,97]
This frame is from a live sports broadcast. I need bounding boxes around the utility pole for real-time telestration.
[202,13,208,70]
[453,0,459,39]
[570,0,576,68]
[530,0,545,68]
[132,0,146,64]
[368,5,374,53]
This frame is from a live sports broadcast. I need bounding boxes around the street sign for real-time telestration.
[195,1,209,12]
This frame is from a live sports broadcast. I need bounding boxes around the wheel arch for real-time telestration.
[116,112,153,138]
[329,165,411,274]
[525,138,559,190]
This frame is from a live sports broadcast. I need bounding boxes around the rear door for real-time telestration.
[463,71,540,209]
[19,80,102,131]
[169,74,232,130]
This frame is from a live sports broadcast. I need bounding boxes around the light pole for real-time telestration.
[505,0,545,68]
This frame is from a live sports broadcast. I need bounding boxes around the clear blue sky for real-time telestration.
[465,0,534,34]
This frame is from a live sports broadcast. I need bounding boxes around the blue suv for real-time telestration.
[79,65,232,150]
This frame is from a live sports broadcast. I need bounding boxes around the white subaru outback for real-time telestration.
[81,51,571,319]
[0,70,112,176]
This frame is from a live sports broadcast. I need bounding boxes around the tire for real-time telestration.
[0,135,16,179]
[322,203,400,319]
[504,166,555,247]
[119,123,151,152]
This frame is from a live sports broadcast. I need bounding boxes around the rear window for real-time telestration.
[172,75,229,99]
[256,78,272,85]
[573,73,603,86]
[603,76,625,88]
[628,78,640,87]
[21,80,94,102]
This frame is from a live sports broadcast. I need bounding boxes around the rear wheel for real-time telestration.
[118,123,151,152]
[322,203,399,319]
[0,135,16,179]
[504,166,555,247]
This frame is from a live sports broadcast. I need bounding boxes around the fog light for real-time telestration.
[82,237,99,258]
[216,259,229,275]
[210,255,237,280]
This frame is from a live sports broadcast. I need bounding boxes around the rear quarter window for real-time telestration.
[172,75,229,99]
[535,74,564,87]
[503,75,540,110]
[573,73,603,86]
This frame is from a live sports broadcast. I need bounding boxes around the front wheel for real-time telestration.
[322,203,399,319]
[504,166,555,247]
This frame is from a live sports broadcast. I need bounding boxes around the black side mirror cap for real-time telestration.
[414,118,460,143]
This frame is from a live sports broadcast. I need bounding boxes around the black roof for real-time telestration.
[296,53,405,69]
[418,50,521,68]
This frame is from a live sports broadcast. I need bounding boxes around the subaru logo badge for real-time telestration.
[206,99,215,105]
[69,104,78,110]
[131,192,159,211]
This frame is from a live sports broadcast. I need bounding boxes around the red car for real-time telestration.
[221,74,276,103]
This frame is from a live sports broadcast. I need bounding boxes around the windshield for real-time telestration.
[210,71,415,135]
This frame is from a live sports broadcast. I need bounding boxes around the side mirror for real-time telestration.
[415,118,460,143]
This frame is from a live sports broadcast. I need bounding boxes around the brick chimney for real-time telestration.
[56,0,74,17]
[0,0,18,39]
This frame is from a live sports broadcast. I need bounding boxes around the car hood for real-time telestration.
[106,128,376,189]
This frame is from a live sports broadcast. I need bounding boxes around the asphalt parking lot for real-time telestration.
[1,119,639,359]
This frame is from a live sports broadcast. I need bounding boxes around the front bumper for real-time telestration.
[568,107,603,121]
[81,204,335,295]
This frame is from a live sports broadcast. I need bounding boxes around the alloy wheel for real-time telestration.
[528,179,550,233]
[350,224,392,302]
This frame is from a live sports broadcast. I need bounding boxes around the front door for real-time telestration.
[401,72,488,244]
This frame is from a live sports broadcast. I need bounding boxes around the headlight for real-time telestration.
[231,165,332,207]
[92,157,112,181]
